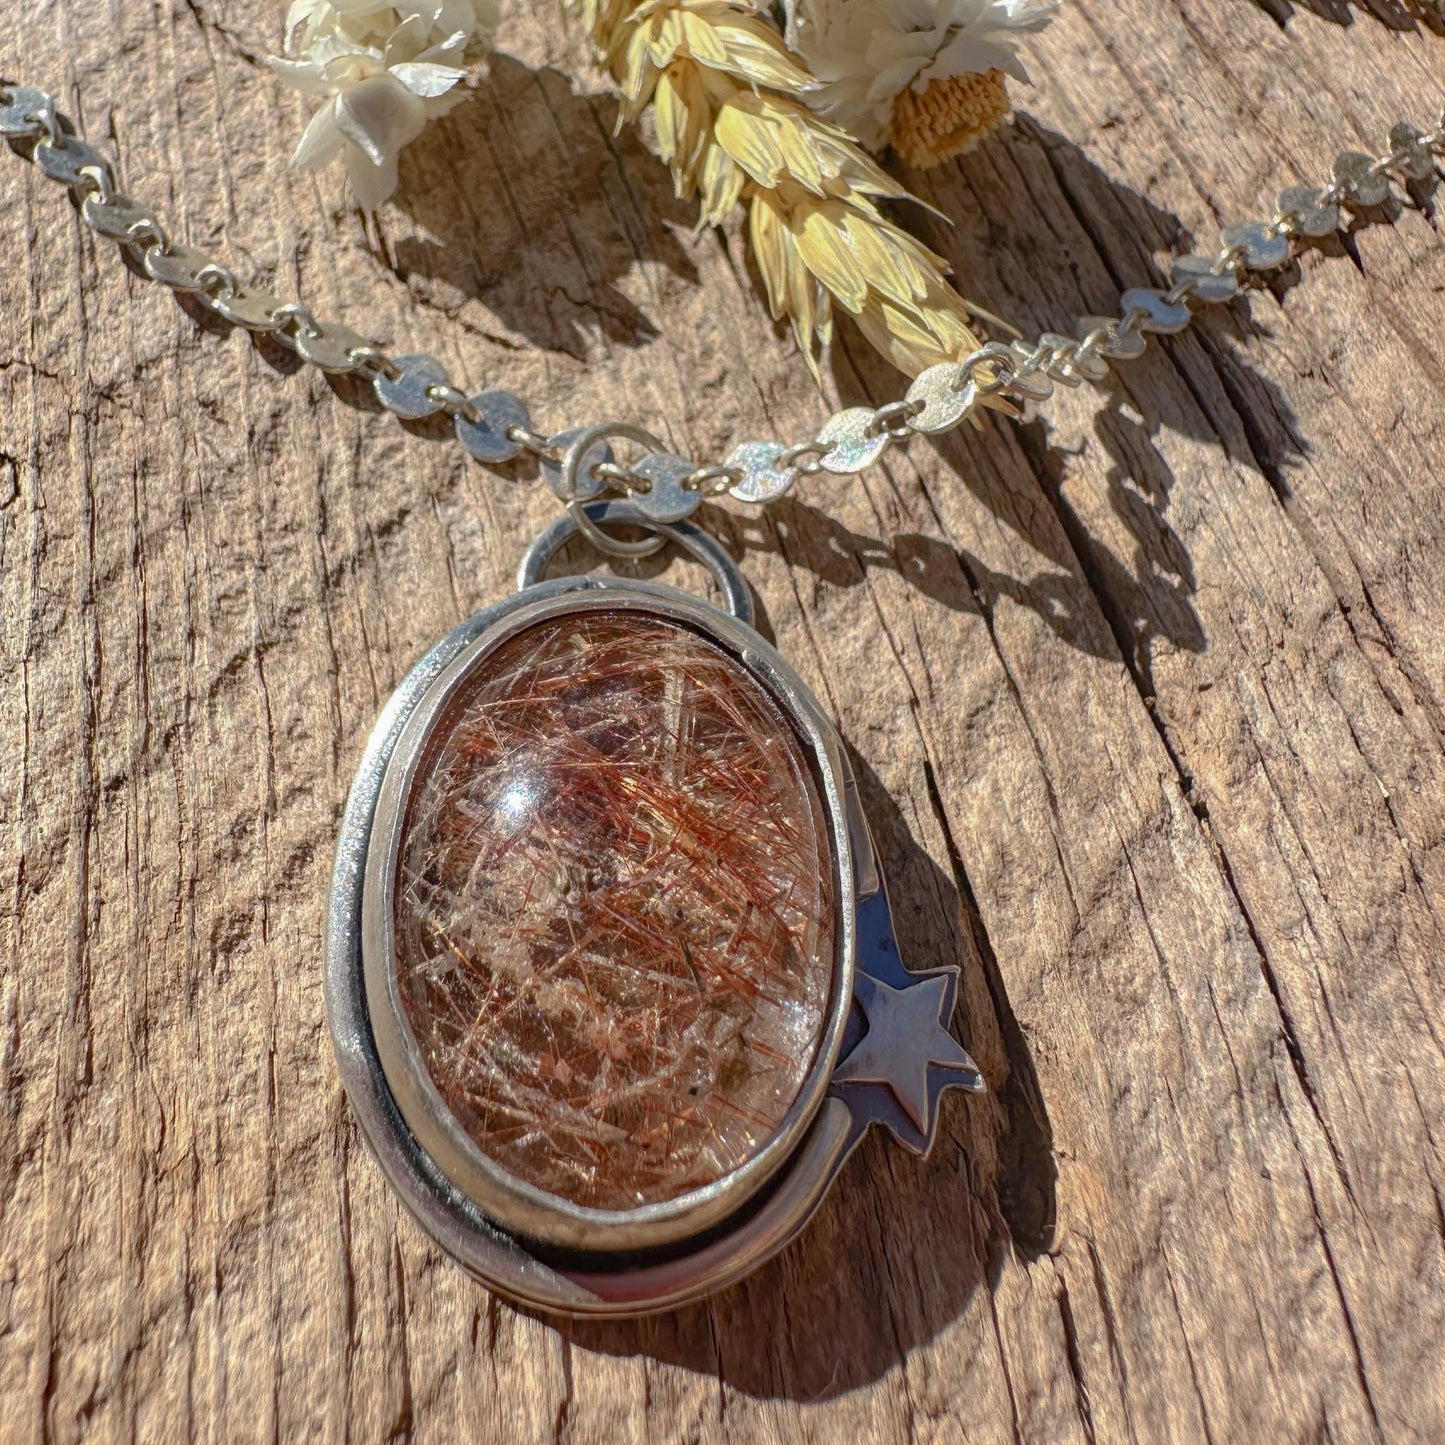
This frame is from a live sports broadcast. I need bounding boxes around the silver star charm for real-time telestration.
[832,969,984,1141]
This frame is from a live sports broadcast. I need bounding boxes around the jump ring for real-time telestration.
[556,422,667,503]
[868,399,924,436]
[565,498,667,558]
[347,346,401,381]
[425,382,482,425]
[777,439,827,473]
[507,425,557,458]
[273,303,322,340]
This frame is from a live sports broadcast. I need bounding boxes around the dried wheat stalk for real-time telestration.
[569,0,991,376]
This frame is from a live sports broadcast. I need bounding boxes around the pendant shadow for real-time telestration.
[552,746,1055,1403]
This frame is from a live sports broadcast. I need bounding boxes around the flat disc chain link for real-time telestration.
[2,80,1442,527]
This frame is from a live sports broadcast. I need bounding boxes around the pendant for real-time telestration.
[326,500,984,1316]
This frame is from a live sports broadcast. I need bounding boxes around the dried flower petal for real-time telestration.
[269,0,498,209]
[335,75,427,165]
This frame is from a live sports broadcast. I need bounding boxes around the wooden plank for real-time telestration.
[0,1,1442,1440]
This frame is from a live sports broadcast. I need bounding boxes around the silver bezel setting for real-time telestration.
[327,575,877,1311]
[329,563,985,1316]
[359,580,857,1253]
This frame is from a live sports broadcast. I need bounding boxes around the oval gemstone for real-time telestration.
[393,610,836,1213]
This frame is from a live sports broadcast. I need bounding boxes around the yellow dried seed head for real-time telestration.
[569,0,989,377]
[890,68,1012,171]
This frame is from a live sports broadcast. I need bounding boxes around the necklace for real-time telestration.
[3,79,1441,1317]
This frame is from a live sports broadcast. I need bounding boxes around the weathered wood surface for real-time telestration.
[2,1,1444,1440]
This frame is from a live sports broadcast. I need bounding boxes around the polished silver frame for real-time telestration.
[327,573,880,1310]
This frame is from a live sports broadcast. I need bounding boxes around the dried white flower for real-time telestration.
[784,0,1056,153]
[269,1,499,209]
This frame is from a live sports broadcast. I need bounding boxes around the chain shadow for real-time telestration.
[1246,0,1444,31]
[712,487,1141,664]
[554,743,1054,1402]
[170,88,1433,684]
[380,53,701,359]
[783,111,1406,677]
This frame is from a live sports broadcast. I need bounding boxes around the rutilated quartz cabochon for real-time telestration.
[391,611,837,1215]
[359,583,858,1255]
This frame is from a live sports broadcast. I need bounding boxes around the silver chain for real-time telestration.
[2,80,1442,538]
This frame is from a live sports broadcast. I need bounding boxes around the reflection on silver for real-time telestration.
[830,890,984,1156]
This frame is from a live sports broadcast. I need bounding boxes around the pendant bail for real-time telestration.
[517,499,755,628]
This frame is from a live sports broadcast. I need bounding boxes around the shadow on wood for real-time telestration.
[1246,0,1444,33]
[554,745,1056,1403]
[385,54,702,359]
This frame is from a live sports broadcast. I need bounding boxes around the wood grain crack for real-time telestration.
[1054,1268,1099,1445]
